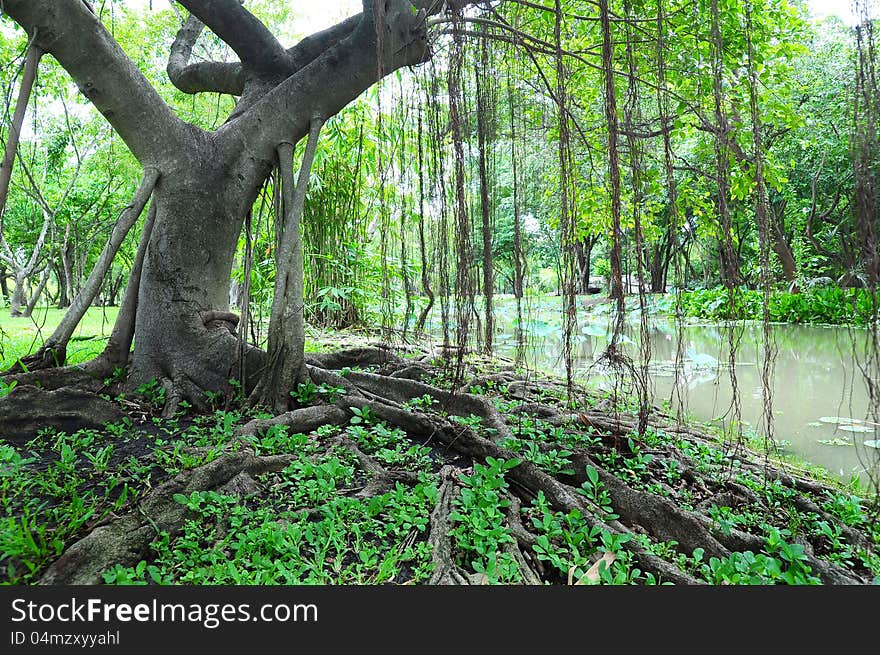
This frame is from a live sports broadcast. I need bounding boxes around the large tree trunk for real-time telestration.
[5,0,443,403]
[127,160,267,400]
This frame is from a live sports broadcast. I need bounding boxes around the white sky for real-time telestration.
[808,0,862,24]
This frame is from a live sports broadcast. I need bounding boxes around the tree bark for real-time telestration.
[0,39,42,218]
[40,169,158,365]
[251,118,324,412]
[9,274,26,316]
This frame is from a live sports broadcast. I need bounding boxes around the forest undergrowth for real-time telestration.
[1,341,878,586]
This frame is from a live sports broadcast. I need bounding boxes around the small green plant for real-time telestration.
[577,465,617,519]
[349,406,376,426]
[136,378,166,409]
[292,380,319,404]
[450,457,522,583]
[0,379,18,398]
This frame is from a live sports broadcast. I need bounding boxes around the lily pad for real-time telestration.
[805,422,821,428]
[817,438,852,447]
[864,440,880,449]
[840,425,874,433]
[817,416,862,425]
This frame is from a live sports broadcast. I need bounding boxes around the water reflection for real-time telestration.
[429,298,880,484]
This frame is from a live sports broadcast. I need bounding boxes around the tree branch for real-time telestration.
[3,0,186,165]
[167,12,360,96]
[228,1,431,158]
[176,0,291,78]
[167,12,245,95]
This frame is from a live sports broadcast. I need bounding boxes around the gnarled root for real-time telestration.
[428,466,471,585]
[38,449,292,584]
[18,346,878,586]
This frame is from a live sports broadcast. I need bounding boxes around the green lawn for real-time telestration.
[0,305,119,369]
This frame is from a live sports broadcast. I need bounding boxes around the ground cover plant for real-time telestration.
[2,343,877,586]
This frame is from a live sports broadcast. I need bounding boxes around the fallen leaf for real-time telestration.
[576,552,616,585]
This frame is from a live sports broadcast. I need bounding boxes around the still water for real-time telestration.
[431,297,880,484]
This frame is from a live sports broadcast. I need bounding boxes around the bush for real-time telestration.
[678,286,876,325]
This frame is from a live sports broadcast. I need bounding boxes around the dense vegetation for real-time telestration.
[1,0,879,586]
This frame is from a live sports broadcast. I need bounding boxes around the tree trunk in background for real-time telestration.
[60,226,75,307]
[771,223,797,285]
[24,265,50,317]
[55,258,70,309]
[0,264,9,303]
[574,238,595,293]
[9,275,26,316]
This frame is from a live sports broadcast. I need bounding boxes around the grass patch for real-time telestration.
[0,305,119,369]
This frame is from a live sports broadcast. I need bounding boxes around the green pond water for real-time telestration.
[426,295,880,484]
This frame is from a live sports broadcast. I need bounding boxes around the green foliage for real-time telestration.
[678,286,878,325]
[449,457,522,583]
[291,380,346,405]
[699,528,821,585]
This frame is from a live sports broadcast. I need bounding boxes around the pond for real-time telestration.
[427,295,880,485]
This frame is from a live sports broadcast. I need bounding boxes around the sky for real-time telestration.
[808,0,862,24]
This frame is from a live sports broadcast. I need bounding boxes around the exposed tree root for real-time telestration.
[505,495,543,585]
[342,370,515,441]
[305,345,408,372]
[9,346,877,586]
[38,449,293,584]
[332,435,420,498]
[428,466,471,585]
[237,405,349,437]
[0,384,124,442]
[567,451,732,560]
[0,358,113,393]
